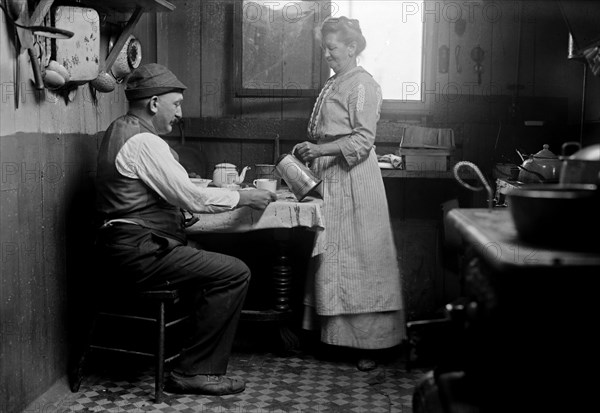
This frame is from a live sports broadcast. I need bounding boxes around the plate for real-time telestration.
[222,184,241,190]
[190,178,212,188]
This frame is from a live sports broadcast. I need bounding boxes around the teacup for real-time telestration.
[253,178,277,193]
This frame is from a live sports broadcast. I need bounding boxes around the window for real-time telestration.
[333,0,435,114]
[234,0,331,97]
[233,0,434,113]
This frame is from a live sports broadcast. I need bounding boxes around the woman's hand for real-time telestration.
[294,141,322,163]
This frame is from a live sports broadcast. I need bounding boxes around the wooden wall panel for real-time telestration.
[433,0,451,121]
[134,12,157,65]
[0,17,16,134]
[0,5,154,412]
[40,133,68,383]
[157,0,203,117]
[1,135,22,411]
[199,140,243,179]
[16,133,45,392]
[201,0,238,117]
[516,1,537,98]
[489,1,521,96]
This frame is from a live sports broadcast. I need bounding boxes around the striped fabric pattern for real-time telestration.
[311,150,403,315]
[305,66,404,318]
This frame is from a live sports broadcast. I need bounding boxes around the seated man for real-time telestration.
[94,63,277,395]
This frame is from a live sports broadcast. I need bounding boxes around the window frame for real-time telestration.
[233,0,329,98]
[232,0,437,112]
[379,10,437,117]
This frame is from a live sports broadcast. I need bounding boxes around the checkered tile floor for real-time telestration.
[61,348,425,413]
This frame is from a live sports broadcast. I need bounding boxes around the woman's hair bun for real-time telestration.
[320,16,367,55]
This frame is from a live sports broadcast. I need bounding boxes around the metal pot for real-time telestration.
[517,144,562,183]
[559,142,600,185]
[275,154,322,201]
[507,183,600,250]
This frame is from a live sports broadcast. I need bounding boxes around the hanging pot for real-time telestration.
[517,144,563,183]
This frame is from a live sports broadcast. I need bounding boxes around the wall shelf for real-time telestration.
[381,169,454,179]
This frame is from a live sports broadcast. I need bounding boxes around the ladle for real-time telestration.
[453,161,494,212]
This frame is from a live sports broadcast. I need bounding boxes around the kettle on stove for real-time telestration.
[517,144,563,183]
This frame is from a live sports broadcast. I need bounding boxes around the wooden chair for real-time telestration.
[70,288,190,403]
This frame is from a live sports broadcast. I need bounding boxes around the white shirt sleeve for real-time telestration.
[115,132,240,213]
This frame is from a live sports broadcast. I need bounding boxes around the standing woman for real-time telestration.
[295,16,406,371]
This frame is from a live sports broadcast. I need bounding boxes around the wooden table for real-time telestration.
[186,188,325,349]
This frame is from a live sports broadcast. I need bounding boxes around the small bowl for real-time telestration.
[190,178,212,188]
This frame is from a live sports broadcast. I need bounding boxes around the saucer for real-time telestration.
[222,184,241,190]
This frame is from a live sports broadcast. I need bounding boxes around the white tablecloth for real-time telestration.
[186,189,325,256]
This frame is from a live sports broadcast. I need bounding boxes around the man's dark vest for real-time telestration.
[96,114,186,243]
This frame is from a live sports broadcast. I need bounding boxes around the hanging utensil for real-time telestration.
[515,149,525,163]
[470,45,485,85]
[438,45,449,74]
[455,45,462,73]
[17,26,43,90]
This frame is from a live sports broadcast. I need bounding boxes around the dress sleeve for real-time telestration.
[335,80,382,168]
[115,133,240,213]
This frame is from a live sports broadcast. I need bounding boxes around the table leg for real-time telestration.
[272,229,293,312]
[272,229,300,351]
[238,229,302,353]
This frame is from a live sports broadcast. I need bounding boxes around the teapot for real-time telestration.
[212,163,250,187]
[517,144,563,183]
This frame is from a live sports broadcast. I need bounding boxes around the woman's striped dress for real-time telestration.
[302,66,406,349]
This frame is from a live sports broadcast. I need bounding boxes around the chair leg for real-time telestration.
[155,300,166,403]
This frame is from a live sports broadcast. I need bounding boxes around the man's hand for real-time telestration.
[182,209,200,228]
[237,189,278,210]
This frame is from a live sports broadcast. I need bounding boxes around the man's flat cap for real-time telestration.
[125,63,187,101]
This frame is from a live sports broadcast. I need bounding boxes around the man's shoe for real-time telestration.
[166,371,246,396]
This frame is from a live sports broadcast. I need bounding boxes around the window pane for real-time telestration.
[242,0,322,90]
[334,1,424,101]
